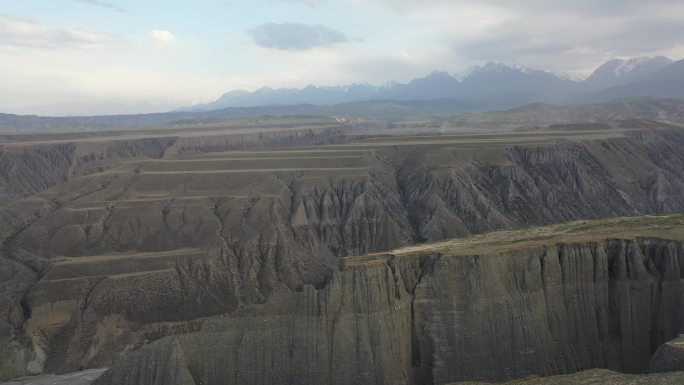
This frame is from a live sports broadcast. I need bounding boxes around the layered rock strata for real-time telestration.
[1,125,683,382]
[92,236,684,385]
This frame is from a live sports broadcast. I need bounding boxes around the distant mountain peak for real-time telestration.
[380,80,399,90]
[481,62,531,73]
[550,71,582,82]
[457,62,539,81]
[182,57,683,113]
[479,62,507,72]
[586,56,673,89]
[611,56,673,76]
[423,70,454,80]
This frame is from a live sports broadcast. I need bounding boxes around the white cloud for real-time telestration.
[445,2,684,76]
[268,0,326,7]
[352,0,679,15]
[0,47,224,112]
[0,15,123,51]
[3,0,684,114]
[74,0,126,13]
[150,29,177,47]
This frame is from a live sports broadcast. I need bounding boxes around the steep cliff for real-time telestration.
[89,226,684,385]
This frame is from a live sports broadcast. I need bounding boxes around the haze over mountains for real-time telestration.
[186,56,683,113]
[583,57,674,90]
[4,56,683,118]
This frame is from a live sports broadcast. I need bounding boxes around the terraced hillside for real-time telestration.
[0,117,355,206]
[0,120,683,383]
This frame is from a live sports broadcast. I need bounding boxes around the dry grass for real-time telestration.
[150,155,368,162]
[53,248,203,265]
[454,368,684,384]
[345,215,684,267]
[138,167,371,175]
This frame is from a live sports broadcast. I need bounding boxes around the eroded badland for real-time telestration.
[1,111,683,384]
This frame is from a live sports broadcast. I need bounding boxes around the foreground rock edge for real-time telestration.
[88,215,684,385]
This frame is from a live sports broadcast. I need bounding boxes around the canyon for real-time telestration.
[94,216,684,385]
[0,108,683,384]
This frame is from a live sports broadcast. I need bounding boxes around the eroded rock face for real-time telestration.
[2,368,107,385]
[0,123,353,207]
[95,264,413,385]
[408,239,684,383]
[1,127,684,381]
[92,238,684,385]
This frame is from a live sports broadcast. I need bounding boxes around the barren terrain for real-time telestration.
[0,111,683,384]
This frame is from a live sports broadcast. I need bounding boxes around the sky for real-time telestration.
[1,0,684,114]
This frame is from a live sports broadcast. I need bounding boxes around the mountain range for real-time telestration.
[186,56,683,112]
[3,97,684,133]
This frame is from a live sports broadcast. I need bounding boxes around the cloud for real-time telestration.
[75,0,126,13]
[340,0,684,76]
[0,16,123,51]
[445,1,684,75]
[247,22,349,50]
[150,30,177,45]
[267,0,327,7]
[353,0,680,15]
[4,0,684,113]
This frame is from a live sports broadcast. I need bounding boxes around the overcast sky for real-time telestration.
[1,0,684,113]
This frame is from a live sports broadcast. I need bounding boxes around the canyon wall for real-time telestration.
[94,237,684,385]
[1,127,683,381]
[0,124,352,206]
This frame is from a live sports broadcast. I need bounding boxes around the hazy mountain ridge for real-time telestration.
[6,101,178,118]
[3,97,684,132]
[187,61,579,111]
[584,56,673,90]
[187,57,682,112]
[3,57,683,118]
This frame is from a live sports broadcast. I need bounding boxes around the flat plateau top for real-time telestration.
[345,215,684,267]
[454,368,684,384]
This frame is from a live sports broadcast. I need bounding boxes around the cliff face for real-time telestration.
[0,123,352,206]
[92,237,684,385]
[395,130,684,241]
[1,127,684,381]
[409,239,684,383]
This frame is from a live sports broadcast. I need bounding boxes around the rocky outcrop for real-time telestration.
[650,335,684,373]
[89,237,684,385]
[408,238,684,383]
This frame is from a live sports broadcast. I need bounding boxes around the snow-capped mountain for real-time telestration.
[186,62,576,112]
[584,56,673,90]
[456,62,577,103]
[576,58,684,103]
[186,57,684,112]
